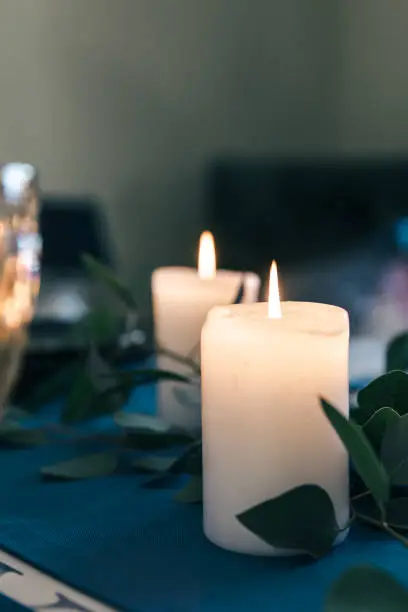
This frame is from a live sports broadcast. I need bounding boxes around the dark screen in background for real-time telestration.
[40,198,111,270]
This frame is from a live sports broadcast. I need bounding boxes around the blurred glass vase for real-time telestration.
[0,163,41,414]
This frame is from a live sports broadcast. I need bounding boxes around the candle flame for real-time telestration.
[268,260,282,318]
[198,231,216,280]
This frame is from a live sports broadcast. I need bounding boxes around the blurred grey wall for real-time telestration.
[334,0,408,154]
[0,0,403,307]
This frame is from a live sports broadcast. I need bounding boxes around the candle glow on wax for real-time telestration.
[268,260,282,319]
[198,231,216,280]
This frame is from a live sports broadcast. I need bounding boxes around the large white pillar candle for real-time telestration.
[201,263,349,555]
[152,232,260,431]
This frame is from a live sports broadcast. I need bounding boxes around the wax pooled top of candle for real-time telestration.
[207,301,349,337]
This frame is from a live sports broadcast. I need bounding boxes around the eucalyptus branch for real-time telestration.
[156,346,201,375]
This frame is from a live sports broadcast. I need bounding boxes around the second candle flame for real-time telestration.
[198,231,216,280]
[268,260,282,318]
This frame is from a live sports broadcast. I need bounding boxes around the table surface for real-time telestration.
[0,345,403,612]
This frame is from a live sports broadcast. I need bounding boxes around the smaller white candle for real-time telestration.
[152,232,260,431]
[201,262,349,555]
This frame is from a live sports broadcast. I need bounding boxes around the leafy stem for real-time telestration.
[156,346,201,375]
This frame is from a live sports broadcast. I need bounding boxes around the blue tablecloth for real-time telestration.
[0,596,27,611]
[0,385,407,612]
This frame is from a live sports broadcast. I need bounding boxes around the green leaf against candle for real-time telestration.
[237,484,339,559]
[356,371,408,424]
[115,411,194,451]
[362,407,399,454]
[111,368,191,386]
[325,566,408,611]
[134,439,202,487]
[174,475,202,503]
[381,414,408,485]
[41,452,119,480]
[320,399,390,506]
[387,332,408,372]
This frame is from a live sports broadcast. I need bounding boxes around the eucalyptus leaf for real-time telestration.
[321,399,390,505]
[116,412,193,449]
[172,385,201,411]
[82,254,138,310]
[134,440,202,487]
[237,484,339,558]
[381,414,408,485]
[131,455,178,473]
[386,498,408,530]
[61,369,97,424]
[325,565,408,611]
[115,412,178,433]
[352,494,382,525]
[357,371,408,423]
[72,305,119,346]
[86,344,118,394]
[141,472,180,489]
[362,407,399,454]
[0,422,47,447]
[61,351,126,424]
[387,332,408,372]
[4,406,30,421]
[112,368,191,385]
[174,475,202,503]
[42,452,118,480]
[22,363,79,412]
[351,491,408,532]
[124,429,193,451]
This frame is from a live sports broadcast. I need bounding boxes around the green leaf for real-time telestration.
[352,494,382,525]
[115,412,178,433]
[86,344,119,395]
[131,455,178,473]
[113,368,191,385]
[172,385,201,410]
[5,406,30,421]
[22,363,79,412]
[325,565,408,611]
[381,414,408,485]
[61,349,126,424]
[357,371,408,422]
[321,399,390,505]
[41,452,118,480]
[237,484,339,558]
[353,493,408,531]
[174,475,202,503]
[386,498,408,530]
[82,254,138,310]
[116,412,193,450]
[124,430,192,451]
[79,306,119,346]
[135,440,202,488]
[61,369,96,424]
[133,440,202,477]
[179,440,202,475]
[0,422,47,447]
[362,407,399,454]
[387,332,408,372]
